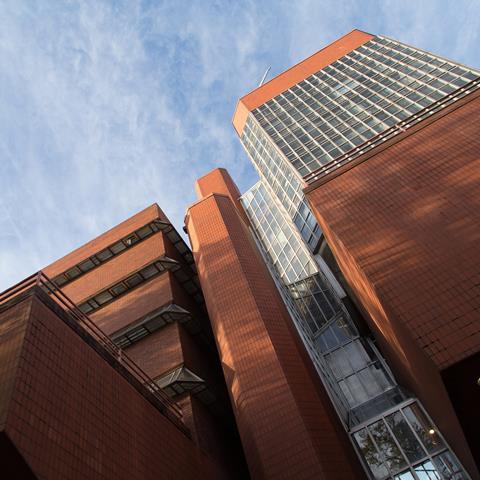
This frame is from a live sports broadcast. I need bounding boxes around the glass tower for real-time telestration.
[240,34,480,250]
[237,32,478,480]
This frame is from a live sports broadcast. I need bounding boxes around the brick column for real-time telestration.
[185,170,363,479]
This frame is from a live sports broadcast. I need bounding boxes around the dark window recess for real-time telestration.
[111,304,192,348]
[125,273,143,288]
[156,366,216,406]
[66,266,81,279]
[51,218,195,289]
[78,258,96,272]
[77,256,180,314]
[110,241,127,254]
[97,249,113,261]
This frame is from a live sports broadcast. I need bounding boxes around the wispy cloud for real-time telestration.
[1,0,479,290]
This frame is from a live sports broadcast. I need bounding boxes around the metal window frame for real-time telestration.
[350,399,470,480]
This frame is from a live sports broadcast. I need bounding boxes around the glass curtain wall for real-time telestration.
[249,35,480,178]
[240,181,468,480]
[240,35,480,255]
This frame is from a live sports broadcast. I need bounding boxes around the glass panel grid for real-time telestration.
[241,118,321,249]
[241,181,468,479]
[242,180,400,421]
[239,33,474,480]
[241,181,318,283]
[352,400,468,480]
[249,35,480,178]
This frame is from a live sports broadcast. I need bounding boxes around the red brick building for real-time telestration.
[1,205,247,479]
[304,89,480,471]
[1,30,479,480]
[185,170,363,479]
[233,30,479,479]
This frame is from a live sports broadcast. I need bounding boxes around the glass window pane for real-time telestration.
[110,241,127,254]
[327,348,353,378]
[346,373,369,405]
[319,326,337,350]
[110,283,127,296]
[394,471,415,480]
[353,428,389,479]
[338,379,356,406]
[357,367,384,398]
[331,316,351,343]
[413,460,441,480]
[94,290,113,305]
[78,302,93,314]
[54,274,68,287]
[432,451,465,480]
[370,362,393,391]
[136,225,153,238]
[96,249,113,261]
[139,264,158,279]
[78,258,95,272]
[124,234,139,246]
[368,419,408,473]
[344,340,369,369]
[125,273,143,288]
[66,266,81,279]
[403,404,444,454]
[385,411,426,463]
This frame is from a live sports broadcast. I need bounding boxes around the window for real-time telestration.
[77,257,180,314]
[248,35,479,182]
[96,248,113,261]
[110,241,127,254]
[78,258,95,272]
[65,266,81,279]
[352,402,465,479]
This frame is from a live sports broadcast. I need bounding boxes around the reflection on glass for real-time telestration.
[358,366,385,398]
[413,460,441,480]
[331,315,356,342]
[317,325,338,350]
[394,472,415,480]
[402,404,444,454]
[353,428,389,479]
[370,363,392,391]
[433,452,466,480]
[249,36,480,181]
[346,373,369,405]
[345,340,369,368]
[368,420,408,473]
[385,411,425,463]
[339,379,355,406]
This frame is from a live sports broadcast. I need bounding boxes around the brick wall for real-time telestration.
[125,323,183,378]
[44,204,164,278]
[37,203,248,479]
[60,232,167,302]
[0,300,32,430]
[186,178,364,479]
[1,294,226,479]
[305,90,480,476]
[90,272,174,334]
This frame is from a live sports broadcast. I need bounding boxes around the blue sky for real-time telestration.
[1,0,480,290]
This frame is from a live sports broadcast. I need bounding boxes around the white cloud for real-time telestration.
[0,0,268,289]
[1,0,479,291]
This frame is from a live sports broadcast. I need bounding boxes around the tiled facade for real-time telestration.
[0,295,224,480]
[185,172,363,479]
[233,29,479,480]
[1,28,479,480]
[1,204,247,479]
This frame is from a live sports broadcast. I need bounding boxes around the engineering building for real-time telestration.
[232,29,480,479]
[0,205,248,479]
[0,29,479,480]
